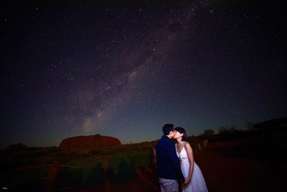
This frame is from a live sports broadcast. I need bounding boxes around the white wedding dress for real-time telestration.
[176,145,208,192]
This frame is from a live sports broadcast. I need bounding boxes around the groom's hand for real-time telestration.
[180,180,187,188]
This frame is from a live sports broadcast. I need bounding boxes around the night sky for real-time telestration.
[1,0,286,147]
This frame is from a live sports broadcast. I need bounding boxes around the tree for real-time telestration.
[202,129,215,136]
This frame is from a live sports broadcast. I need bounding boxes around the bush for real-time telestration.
[82,163,105,186]
[202,129,215,136]
[56,166,83,189]
[116,159,136,182]
[107,154,136,183]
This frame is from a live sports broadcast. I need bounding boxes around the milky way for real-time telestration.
[1,0,286,146]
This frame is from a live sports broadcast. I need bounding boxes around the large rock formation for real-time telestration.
[59,134,121,153]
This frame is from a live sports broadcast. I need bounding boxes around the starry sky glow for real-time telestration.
[1,0,286,146]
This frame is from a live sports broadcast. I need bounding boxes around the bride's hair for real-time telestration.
[175,127,188,141]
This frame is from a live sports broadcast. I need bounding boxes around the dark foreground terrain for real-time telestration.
[1,127,286,192]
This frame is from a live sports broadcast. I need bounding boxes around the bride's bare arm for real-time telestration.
[185,142,194,184]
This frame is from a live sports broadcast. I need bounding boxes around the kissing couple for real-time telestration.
[154,123,208,192]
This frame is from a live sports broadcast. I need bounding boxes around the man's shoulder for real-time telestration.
[156,137,164,146]
[158,136,167,142]
[156,136,169,147]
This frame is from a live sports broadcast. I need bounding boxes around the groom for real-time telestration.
[155,123,184,192]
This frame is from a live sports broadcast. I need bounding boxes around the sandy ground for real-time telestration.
[73,142,286,192]
[3,139,286,192]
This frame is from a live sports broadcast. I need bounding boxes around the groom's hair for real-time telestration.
[162,123,174,135]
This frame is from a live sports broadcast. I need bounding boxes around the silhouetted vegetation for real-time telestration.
[201,129,215,136]
[1,118,286,191]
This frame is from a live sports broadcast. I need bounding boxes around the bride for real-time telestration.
[174,127,208,192]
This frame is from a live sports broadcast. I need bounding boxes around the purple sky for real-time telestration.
[1,0,286,146]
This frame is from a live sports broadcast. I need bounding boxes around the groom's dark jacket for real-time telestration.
[155,135,184,181]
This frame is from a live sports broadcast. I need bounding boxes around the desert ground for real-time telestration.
[1,129,286,192]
